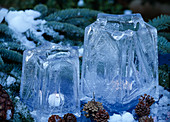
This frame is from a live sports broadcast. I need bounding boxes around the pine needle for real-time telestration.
[45,8,101,22]
[148,15,170,31]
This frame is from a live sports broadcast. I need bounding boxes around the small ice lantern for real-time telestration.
[81,13,159,112]
[20,42,80,116]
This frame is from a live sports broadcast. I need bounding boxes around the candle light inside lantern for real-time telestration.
[48,93,64,107]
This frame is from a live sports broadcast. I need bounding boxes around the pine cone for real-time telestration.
[139,116,154,122]
[94,109,109,122]
[139,94,155,106]
[135,94,155,117]
[135,101,150,117]
[48,115,63,122]
[83,100,104,117]
[0,84,14,121]
[63,113,77,122]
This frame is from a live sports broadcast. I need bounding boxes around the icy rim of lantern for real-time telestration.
[81,13,159,113]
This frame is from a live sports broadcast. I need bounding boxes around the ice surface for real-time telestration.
[20,42,80,117]
[81,13,159,112]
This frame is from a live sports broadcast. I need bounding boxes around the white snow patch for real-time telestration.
[5,10,44,33]
[159,96,169,106]
[6,109,12,120]
[6,76,16,86]
[122,112,134,122]
[109,112,134,122]
[5,9,46,49]
[0,8,8,23]
[109,114,122,122]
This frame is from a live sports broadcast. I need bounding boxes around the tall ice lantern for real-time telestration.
[81,13,159,112]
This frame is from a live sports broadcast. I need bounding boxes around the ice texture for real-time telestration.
[81,13,159,112]
[20,42,80,116]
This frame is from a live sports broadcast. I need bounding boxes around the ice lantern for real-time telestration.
[81,13,159,112]
[20,42,80,116]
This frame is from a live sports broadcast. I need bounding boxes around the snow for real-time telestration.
[6,109,12,120]
[0,8,8,23]
[5,10,43,33]
[159,96,169,106]
[122,112,134,122]
[109,114,122,122]
[6,76,16,86]
[5,10,46,49]
[109,112,134,122]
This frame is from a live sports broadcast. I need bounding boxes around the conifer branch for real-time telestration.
[65,18,91,29]
[0,24,14,37]
[158,32,170,40]
[0,42,25,52]
[158,36,170,54]
[45,21,84,39]
[0,49,23,63]
[148,15,170,31]
[45,8,100,22]
[0,63,21,73]
[0,55,4,65]
[34,4,48,18]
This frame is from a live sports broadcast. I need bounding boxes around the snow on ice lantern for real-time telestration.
[81,13,159,112]
[20,42,80,116]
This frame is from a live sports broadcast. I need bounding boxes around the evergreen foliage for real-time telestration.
[34,4,48,18]
[0,24,14,42]
[0,42,25,52]
[0,48,23,63]
[159,65,170,89]
[0,55,4,65]
[148,15,170,55]
[157,36,170,54]
[148,15,170,31]
[158,32,170,40]
[45,21,84,39]
[45,8,100,22]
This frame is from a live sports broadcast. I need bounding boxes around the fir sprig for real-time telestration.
[148,15,170,31]
[45,21,84,39]
[0,42,25,52]
[0,55,4,65]
[0,24,14,37]
[0,48,23,63]
[158,32,170,40]
[157,36,170,54]
[45,8,100,22]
